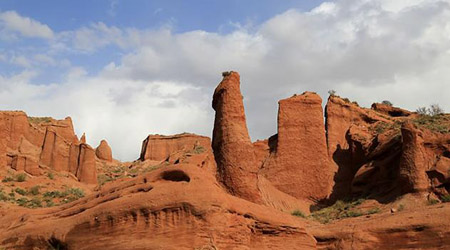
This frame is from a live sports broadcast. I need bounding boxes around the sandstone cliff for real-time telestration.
[0,111,98,184]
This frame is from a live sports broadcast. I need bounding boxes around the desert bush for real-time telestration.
[192,145,206,154]
[14,188,27,195]
[29,186,40,195]
[430,104,444,116]
[416,107,428,115]
[16,173,26,182]
[43,190,64,198]
[367,207,381,214]
[328,90,337,96]
[427,199,439,205]
[416,104,445,117]
[0,190,7,201]
[398,204,405,211]
[2,176,14,182]
[441,194,450,203]
[47,172,54,180]
[309,198,365,224]
[29,197,43,208]
[291,209,306,218]
[382,100,393,106]
[16,197,29,207]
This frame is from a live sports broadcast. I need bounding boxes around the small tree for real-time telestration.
[381,100,393,106]
[429,104,444,116]
[328,90,337,96]
[416,107,428,115]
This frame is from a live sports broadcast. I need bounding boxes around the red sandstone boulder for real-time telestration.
[212,71,262,203]
[261,92,334,201]
[96,140,113,162]
[140,133,210,162]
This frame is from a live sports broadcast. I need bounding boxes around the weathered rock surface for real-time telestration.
[212,71,262,203]
[0,111,98,184]
[0,162,316,249]
[398,122,430,193]
[96,140,113,162]
[371,102,413,117]
[140,133,211,161]
[308,203,450,249]
[262,92,334,201]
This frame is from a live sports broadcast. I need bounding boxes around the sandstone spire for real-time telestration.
[212,71,261,203]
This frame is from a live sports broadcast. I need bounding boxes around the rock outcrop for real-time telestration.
[96,140,113,162]
[0,111,98,184]
[262,92,334,201]
[0,162,316,249]
[212,71,262,203]
[140,133,211,162]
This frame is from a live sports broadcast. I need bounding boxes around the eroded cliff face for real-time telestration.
[140,133,211,162]
[0,111,98,184]
[262,93,334,201]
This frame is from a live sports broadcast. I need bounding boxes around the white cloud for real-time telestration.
[1,0,450,160]
[0,10,53,39]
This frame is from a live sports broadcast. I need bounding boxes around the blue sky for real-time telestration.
[0,0,323,83]
[1,0,450,160]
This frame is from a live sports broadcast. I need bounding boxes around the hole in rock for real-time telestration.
[161,170,190,182]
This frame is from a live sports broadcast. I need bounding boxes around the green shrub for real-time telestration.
[191,145,206,154]
[47,172,54,180]
[43,190,63,198]
[382,100,393,106]
[367,207,381,215]
[309,198,366,224]
[16,197,29,207]
[16,173,26,182]
[2,176,14,182]
[29,186,40,195]
[441,195,450,203]
[398,204,405,211]
[29,197,42,208]
[427,199,439,205]
[0,191,7,201]
[291,209,306,218]
[14,188,27,195]
[68,188,84,198]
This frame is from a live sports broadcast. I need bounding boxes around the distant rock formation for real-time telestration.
[212,71,262,203]
[140,133,211,161]
[0,111,98,184]
[96,140,113,162]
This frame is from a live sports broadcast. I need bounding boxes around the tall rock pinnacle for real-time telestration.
[212,71,262,203]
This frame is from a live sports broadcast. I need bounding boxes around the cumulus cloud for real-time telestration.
[1,0,450,160]
[0,10,53,39]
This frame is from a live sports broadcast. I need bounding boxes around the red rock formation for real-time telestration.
[212,71,262,203]
[77,144,97,185]
[325,96,394,199]
[0,111,97,184]
[399,122,434,193]
[96,140,113,162]
[371,103,413,117]
[140,133,210,161]
[0,163,316,249]
[262,92,334,201]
